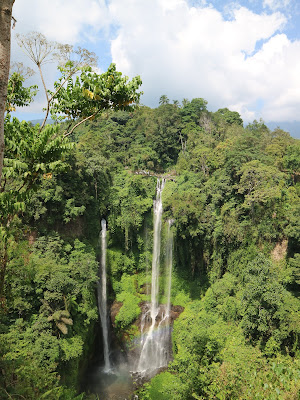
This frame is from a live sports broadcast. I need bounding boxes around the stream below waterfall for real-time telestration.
[83,363,135,399]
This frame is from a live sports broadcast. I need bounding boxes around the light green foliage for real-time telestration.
[287,253,300,286]
[214,107,243,126]
[236,160,286,208]
[202,273,240,321]
[142,371,186,400]
[60,336,84,361]
[1,318,61,398]
[107,248,145,332]
[112,274,141,330]
[6,72,37,112]
[202,344,300,400]
[114,292,141,330]
[31,238,99,325]
[172,290,190,307]
[164,173,206,238]
[64,198,85,223]
[108,248,136,279]
[116,273,138,294]
[50,63,142,121]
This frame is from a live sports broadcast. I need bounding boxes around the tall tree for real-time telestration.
[0,0,14,184]
[159,94,169,105]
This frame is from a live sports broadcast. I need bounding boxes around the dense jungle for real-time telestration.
[0,41,300,399]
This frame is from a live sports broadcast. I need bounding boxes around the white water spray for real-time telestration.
[97,219,111,372]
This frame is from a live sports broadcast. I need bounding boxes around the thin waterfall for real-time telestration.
[150,179,165,319]
[137,179,170,374]
[144,222,151,297]
[165,219,174,318]
[97,219,111,372]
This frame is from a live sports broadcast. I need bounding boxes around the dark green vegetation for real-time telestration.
[1,83,300,399]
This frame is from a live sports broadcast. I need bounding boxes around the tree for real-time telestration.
[181,97,208,125]
[0,0,15,184]
[6,71,37,111]
[182,98,189,107]
[239,254,299,349]
[0,118,73,298]
[50,63,142,137]
[0,32,143,302]
[236,160,286,213]
[16,32,143,136]
[16,31,98,130]
[159,94,170,105]
[214,107,243,126]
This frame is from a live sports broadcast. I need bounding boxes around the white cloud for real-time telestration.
[11,0,110,116]
[263,0,291,12]
[10,0,300,123]
[13,0,110,43]
[109,0,296,121]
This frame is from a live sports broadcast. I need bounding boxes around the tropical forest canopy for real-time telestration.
[0,34,299,399]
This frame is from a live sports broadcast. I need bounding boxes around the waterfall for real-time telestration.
[150,179,165,320]
[137,179,173,375]
[97,219,111,372]
[165,219,174,318]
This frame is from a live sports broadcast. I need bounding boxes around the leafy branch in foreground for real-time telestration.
[49,63,143,136]
[0,118,73,298]
[16,31,98,130]
[0,31,143,304]
[16,31,143,136]
[6,72,37,112]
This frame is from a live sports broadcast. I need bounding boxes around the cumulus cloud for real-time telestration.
[13,0,110,43]
[108,0,300,122]
[10,0,300,123]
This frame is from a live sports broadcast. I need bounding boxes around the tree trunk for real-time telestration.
[0,239,8,308]
[0,0,14,185]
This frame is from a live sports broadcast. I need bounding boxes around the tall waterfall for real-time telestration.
[137,179,173,375]
[150,179,165,320]
[165,219,174,318]
[97,219,111,372]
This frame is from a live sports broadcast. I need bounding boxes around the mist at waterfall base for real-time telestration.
[82,180,174,398]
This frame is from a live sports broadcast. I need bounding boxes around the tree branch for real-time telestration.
[64,111,99,138]
[38,63,50,131]
[40,70,75,132]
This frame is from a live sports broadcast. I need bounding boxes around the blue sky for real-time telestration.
[11,0,300,136]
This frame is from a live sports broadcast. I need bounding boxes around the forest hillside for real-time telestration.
[1,91,300,399]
